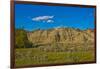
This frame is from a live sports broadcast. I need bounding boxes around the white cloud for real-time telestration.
[32,15,54,23]
[47,20,54,23]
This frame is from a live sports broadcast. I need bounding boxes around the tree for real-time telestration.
[15,29,32,48]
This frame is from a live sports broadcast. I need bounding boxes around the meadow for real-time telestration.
[15,43,95,67]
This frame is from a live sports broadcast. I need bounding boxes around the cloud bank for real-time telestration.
[32,16,54,23]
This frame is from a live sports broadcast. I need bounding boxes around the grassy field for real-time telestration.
[15,44,95,67]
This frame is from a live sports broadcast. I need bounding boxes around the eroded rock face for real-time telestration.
[27,28,94,46]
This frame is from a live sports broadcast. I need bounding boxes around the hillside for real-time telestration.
[27,28,94,46]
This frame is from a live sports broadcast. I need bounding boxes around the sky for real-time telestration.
[15,3,95,31]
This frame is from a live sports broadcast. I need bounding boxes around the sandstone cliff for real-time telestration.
[27,28,94,46]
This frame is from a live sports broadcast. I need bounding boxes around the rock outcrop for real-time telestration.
[27,28,94,46]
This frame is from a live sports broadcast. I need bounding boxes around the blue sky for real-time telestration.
[15,4,95,31]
